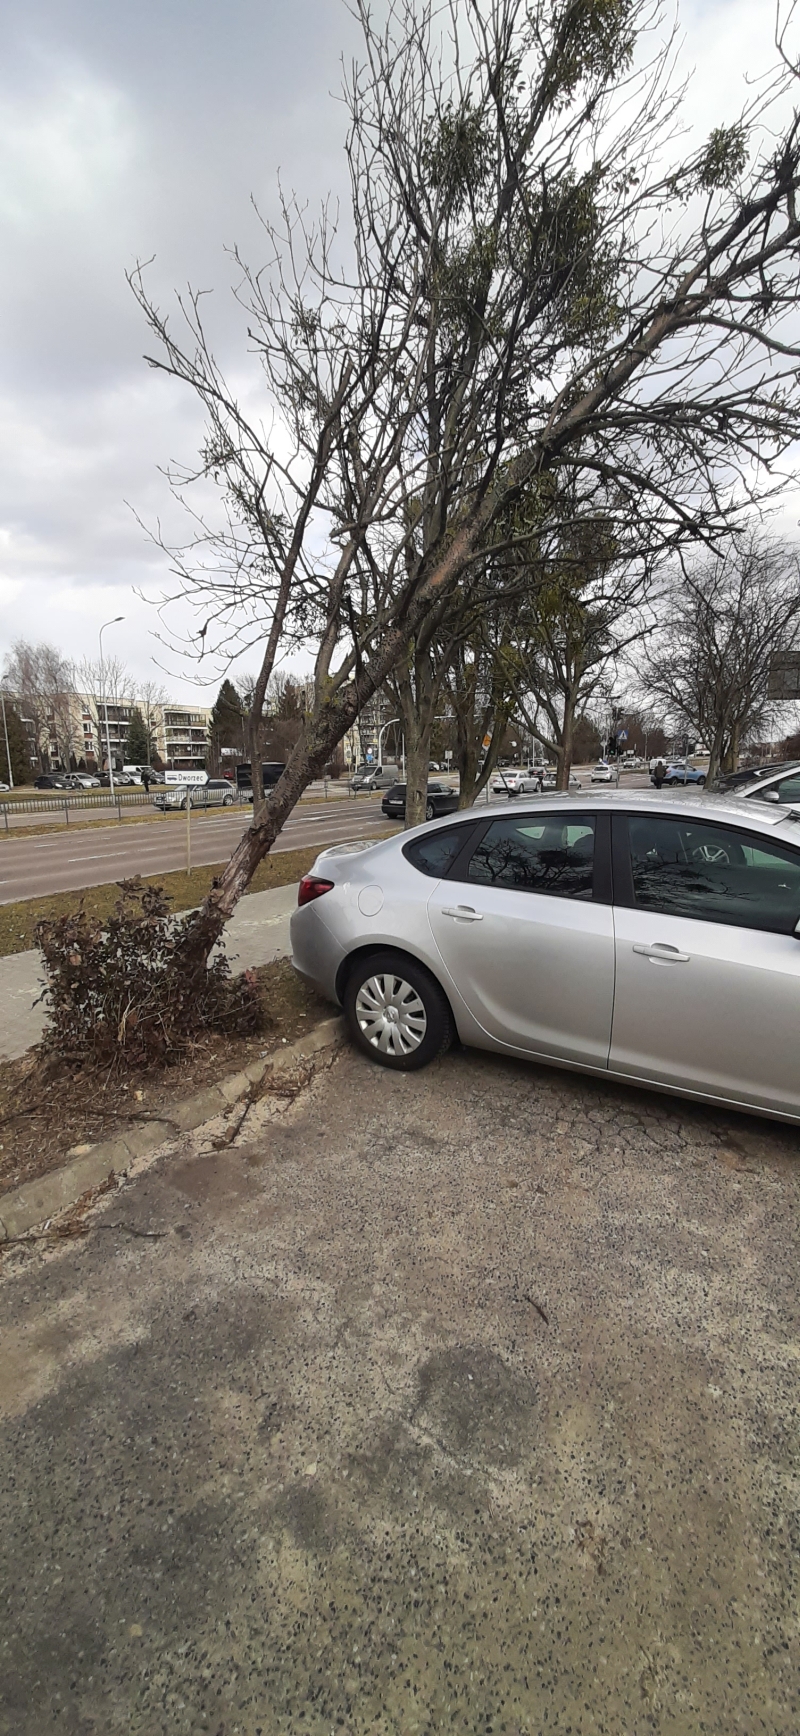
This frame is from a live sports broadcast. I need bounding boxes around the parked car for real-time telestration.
[65,774,101,789]
[152,778,237,811]
[590,763,614,783]
[655,763,707,787]
[290,789,800,1123]
[727,762,800,807]
[717,759,800,793]
[0,781,9,793]
[34,774,69,790]
[381,782,460,822]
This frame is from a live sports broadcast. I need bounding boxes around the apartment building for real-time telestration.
[44,693,212,773]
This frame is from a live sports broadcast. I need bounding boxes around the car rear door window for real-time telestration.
[404,825,475,878]
[625,814,800,935]
[465,814,596,900]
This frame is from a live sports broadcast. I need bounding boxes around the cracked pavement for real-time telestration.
[1,1042,799,1734]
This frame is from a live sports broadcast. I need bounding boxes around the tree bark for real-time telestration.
[555,693,576,791]
[403,723,432,828]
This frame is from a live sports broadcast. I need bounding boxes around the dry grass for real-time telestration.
[0,845,323,957]
[0,956,334,1198]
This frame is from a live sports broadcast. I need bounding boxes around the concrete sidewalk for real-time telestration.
[0,881,299,1062]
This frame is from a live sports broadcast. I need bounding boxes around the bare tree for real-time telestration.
[640,531,800,783]
[2,641,76,771]
[130,0,800,964]
[138,679,169,766]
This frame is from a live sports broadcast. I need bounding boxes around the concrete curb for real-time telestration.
[0,1016,344,1242]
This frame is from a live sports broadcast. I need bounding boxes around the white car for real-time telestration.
[492,767,555,796]
[540,769,582,791]
[591,763,614,784]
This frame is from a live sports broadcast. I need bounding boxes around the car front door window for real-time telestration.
[626,814,800,935]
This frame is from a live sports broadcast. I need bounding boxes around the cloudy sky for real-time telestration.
[0,0,793,703]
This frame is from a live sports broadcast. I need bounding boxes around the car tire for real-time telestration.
[697,775,706,786]
[425,800,435,820]
[343,950,454,1072]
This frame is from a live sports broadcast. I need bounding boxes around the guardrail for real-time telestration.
[0,787,252,831]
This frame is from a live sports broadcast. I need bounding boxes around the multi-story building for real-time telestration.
[42,693,212,773]
[343,691,399,769]
[158,707,211,771]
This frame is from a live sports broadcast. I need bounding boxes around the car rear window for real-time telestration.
[404,825,473,879]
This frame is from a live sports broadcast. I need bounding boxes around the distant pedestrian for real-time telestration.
[141,767,153,794]
[653,759,666,789]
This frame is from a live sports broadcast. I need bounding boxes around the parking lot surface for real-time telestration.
[2,1042,798,1734]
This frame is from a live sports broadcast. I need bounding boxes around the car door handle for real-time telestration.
[632,943,690,963]
[441,905,484,922]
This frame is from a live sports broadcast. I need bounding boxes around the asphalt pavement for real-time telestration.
[0,797,388,904]
[2,1041,798,1733]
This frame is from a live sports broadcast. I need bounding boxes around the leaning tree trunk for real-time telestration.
[403,719,433,829]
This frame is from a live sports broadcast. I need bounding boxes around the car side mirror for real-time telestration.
[761,789,780,803]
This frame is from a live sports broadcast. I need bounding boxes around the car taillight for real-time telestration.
[297,875,335,907]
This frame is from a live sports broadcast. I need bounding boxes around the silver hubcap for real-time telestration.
[355,973,427,1056]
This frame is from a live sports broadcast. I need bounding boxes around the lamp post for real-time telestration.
[0,690,13,789]
[377,718,400,766]
[99,617,124,800]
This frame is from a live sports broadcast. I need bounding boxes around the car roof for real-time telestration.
[728,763,800,794]
[401,786,800,841]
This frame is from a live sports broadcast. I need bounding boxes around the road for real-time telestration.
[2,1043,798,1733]
[0,798,390,903]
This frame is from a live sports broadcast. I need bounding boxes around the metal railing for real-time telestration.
[0,787,252,831]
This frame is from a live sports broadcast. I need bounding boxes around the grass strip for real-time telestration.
[0,846,321,958]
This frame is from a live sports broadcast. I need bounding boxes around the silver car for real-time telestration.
[290,790,800,1123]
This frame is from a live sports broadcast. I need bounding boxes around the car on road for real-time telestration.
[34,774,69,790]
[590,763,614,783]
[65,774,101,789]
[0,781,9,792]
[491,766,570,796]
[290,788,800,1123]
[380,782,460,822]
[350,762,401,793]
[152,778,237,811]
[653,763,706,787]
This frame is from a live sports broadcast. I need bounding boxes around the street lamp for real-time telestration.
[377,718,400,765]
[99,617,125,799]
[0,690,13,790]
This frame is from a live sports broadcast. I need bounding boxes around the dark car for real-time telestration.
[381,782,460,822]
[34,774,69,790]
[716,758,800,791]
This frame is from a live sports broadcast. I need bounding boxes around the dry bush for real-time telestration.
[34,878,262,1070]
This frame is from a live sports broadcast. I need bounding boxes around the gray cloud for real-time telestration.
[0,0,794,700]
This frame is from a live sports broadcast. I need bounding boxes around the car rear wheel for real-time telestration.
[425,799,435,820]
[344,950,454,1071]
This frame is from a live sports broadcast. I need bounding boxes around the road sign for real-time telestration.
[768,652,800,700]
